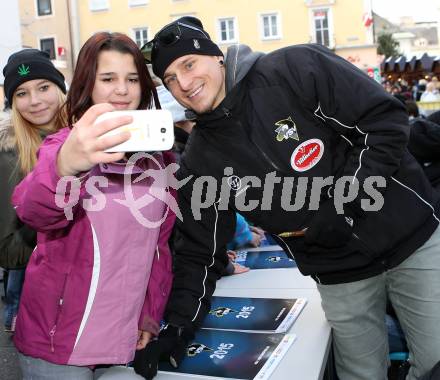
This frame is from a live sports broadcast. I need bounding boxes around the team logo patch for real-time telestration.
[274,116,299,141]
[193,39,200,49]
[227,175,242,191]
[290,138,324,172]
[187,343,213,357]
[209,306,238,318]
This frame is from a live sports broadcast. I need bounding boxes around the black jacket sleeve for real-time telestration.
[408,117,440,187]
[0,150,36,269]
[164,165,236,331]
[408,118,440,162]
[278,44,409,201]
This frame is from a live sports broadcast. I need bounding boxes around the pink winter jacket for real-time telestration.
[12,128,175,365]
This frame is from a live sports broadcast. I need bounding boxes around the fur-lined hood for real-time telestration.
[0,112,16,152]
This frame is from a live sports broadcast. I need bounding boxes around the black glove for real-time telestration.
[133,324,193,380]
[305,199,353,248]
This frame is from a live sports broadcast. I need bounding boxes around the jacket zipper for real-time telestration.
[222,107,231,118]
[250,138,283,172]
[49,274,69,353]
[49,301,61,353]
[352,232,375,256]
[223,107,283,172]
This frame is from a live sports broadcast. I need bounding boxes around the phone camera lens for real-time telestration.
[161,128,166,133]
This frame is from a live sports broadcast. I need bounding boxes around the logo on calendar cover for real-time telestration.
[209,306,238,318]
[291,138,324,172]
[187,343,213,357]
[268,256,283,263]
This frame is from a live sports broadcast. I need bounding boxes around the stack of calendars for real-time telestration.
[158,296,307,379]
[234,249,296,269]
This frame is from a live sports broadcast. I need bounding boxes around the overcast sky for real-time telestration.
[371,0,440,23]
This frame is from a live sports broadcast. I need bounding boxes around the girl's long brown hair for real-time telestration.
[12,86,66,174]
[66,32,160,126]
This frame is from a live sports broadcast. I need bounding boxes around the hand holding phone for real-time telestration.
[96,110,174,152]
[57,103,132,177]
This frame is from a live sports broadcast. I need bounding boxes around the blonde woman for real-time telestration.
[0,49,66,332]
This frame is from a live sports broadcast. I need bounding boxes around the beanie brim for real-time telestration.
[4,60,66,105]
[152,38,223,79]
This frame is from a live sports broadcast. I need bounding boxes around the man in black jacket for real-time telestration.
[134,17,440,380]
[408,117,440,191]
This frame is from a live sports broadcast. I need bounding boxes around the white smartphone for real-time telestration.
[96,110,174,152]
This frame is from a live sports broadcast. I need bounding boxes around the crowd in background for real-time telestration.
[382,75,440,117]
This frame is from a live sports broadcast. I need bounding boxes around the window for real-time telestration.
[133,27,148,47]
[37,0,52,16]
[312,8,330,47]
[128,0,147,6]
[261,13,280,39]
[218,18,237,43]
[40,38,56,59]
[89,0,109,11]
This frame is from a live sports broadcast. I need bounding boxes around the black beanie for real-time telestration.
[3,49,66,105]
[151,17,223,79]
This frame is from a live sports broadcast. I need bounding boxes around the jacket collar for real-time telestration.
[224,44,264,93]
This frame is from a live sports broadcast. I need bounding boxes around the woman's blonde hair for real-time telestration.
[12,85,67,175]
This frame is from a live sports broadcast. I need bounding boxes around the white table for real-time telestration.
[216,265,317,290]
[157,246,332,380]
[213,287,331,380]
[101,248,332,380]
[212,252,331,380]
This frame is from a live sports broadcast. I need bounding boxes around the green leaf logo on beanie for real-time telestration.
[18,64,30,76]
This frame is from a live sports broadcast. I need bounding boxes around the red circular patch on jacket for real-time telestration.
[290,139,324,172]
